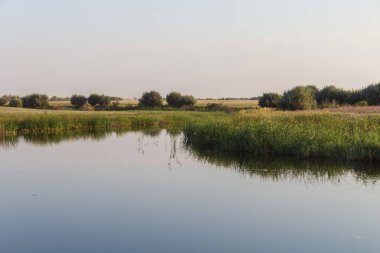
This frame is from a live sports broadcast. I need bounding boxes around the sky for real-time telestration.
[1,0,380,98]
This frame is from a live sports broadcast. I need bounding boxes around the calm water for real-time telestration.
[0,129,380,253]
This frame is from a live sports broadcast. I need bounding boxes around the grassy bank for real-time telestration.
[0,107,215,135]
[3,107,380,161]
[183,110,380,161]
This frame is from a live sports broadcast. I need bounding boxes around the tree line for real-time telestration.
[0,91,196,109]
[259,83,380,110]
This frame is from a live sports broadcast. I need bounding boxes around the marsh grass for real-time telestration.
[0,107,215,135]
[183,110,380,161]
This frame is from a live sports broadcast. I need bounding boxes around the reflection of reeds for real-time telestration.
[0,128,172,148]
[184,142,380,185]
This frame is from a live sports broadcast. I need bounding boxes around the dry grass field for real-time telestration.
[323,106,380,114]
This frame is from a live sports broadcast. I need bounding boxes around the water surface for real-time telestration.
[1,130,380,253]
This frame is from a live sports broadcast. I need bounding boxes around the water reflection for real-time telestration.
[184,144,380,185]
[0,128,180,148]
[1,129,380,185]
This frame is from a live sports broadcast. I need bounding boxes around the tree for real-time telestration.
[259,93,282,108]
[180,95,196,107]
[279,86,317,110]
[9,98,23,107]
[361,83,380,105]
[166,92,196,108]
[22,94,49,108]
[70,95,88,108]
[316,85,350,106]
[138,91,163,107]
[166,92,183,107]
[0,96,8,106]
[99,95,111,106]
[347,90,364,105]
[87,94,102,106]
[305,85,319,97]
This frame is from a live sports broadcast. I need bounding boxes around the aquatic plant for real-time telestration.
[183,110,380,161]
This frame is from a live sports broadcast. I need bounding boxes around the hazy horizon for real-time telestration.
[1,0,380,98]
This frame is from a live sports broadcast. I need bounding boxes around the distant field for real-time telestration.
[196,99,258,108]
[323,106,380,114]
[50,99,259,108]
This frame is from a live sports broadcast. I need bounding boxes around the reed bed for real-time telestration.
[183,110,380,161]
[0,107,213,135]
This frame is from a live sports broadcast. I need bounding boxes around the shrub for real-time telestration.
[354,100,368,107]
[70,95,87,108]
[166,92,196,108]
[88,94,111,107]
[0,97,8,106]
[138,91,163,107]
[9,98,23,107]
[361,83,380,105]
[180,95,196,107]
[22,94,49,108]
[259,93,282,108]
[88,94,102,106]
[316,85,350,106]
[99,95,111,106]
[279,86,317,110]
[166,92,182,107]
[347,90,363,105]
[305,85,319,97]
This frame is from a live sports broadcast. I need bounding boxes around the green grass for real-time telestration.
[183,110,380,161]
[0,107,217,135]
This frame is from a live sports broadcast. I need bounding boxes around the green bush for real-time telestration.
[22,94,49,108]
[88,94,111,107]
[0,97,8,106]
[361,83,380,105]
[279,86,317,110]
[258,93,282,108]
[87,94,102,106]
[346,90,363,105]
[180,95,196,107]
[316,85,350,106]
[166,92,196,108]
[9,98,23,107]
[305,85,319,97]
[70,95,87,108]
[166,92,182,107]
[354,100,368,107]
[99,95,111,106]
[138,91,163,107]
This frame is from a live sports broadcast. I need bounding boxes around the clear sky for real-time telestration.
[1,0,380,98]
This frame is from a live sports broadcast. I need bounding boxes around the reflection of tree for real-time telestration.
[184,143,380,185]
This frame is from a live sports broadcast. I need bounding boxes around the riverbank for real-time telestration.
[0,107,216,135]
[2,107,380,161]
